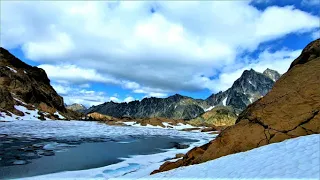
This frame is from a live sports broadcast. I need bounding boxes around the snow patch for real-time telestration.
[13,97,27,105]
[249,97,254,103]
[54,111,65,119]
[122,121,198,130]
[204,106,215,112]
[222,97,227,106]
[0,105,41,121]
[6,66,17,73]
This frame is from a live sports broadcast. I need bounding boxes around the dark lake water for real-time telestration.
[0,135,195,179]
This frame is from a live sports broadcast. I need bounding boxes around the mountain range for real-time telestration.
[0,45,280,122]
[85,68,280,119]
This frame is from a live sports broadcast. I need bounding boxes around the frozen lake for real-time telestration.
[0,120,213,179]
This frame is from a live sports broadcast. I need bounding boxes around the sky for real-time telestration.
[1,0,319,107]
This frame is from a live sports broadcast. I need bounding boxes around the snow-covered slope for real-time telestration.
[145,134,320,180]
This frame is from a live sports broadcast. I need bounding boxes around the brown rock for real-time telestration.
[87,112,118,121]
[175,153,184,159]
[188,106,237,127]
[0,47,67,116]
[152,39,320,174]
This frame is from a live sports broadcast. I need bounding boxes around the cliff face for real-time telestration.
[152,39,320,174]
[0,47,79,120]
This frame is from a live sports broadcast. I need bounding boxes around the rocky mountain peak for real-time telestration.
[66,103,87,112]
[263,68,281,81]
[206,68,277,113]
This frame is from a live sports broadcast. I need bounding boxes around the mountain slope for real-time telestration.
[152,39,320,173]
[188,106,237,127]
[86,68,279,119]
[0,47,79,120]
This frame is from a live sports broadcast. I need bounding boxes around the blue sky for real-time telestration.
[1,0,319,107]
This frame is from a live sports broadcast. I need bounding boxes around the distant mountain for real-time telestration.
[86,68,280,119]
[66,103,87,112]
[0,47,80,120]
[206,69,276,114]
[263,68,281,81]
[85,94,209,120]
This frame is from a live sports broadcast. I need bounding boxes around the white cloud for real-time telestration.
[38,64,118,85]
[1,1,318,97]
[109,96,121,103]
[209,49,302,92]
[124,96,135,103]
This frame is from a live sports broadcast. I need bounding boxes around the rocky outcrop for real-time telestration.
[0,47,65,113]
[87,112,119,121]
[188,106,237,127]
[0,47,80,120]
[66,103,87,112]
[152,39,320,174]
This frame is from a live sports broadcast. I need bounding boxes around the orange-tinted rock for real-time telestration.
[153,39,320,174]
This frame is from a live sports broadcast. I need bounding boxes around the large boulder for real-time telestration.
[152,39,320,174]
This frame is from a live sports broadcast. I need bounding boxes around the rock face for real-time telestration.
[0,47,65,113]
[188,106,237,127]
[66,103,87,112]
[86,69,279,119]
[0,47,79,120]
[152,39,320,174]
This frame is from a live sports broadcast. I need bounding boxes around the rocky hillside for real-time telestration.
[66,103,87,112]
[0,47,79,120]
[151,39,320,174]
[188,106,237,127]
[86,68,279,119]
